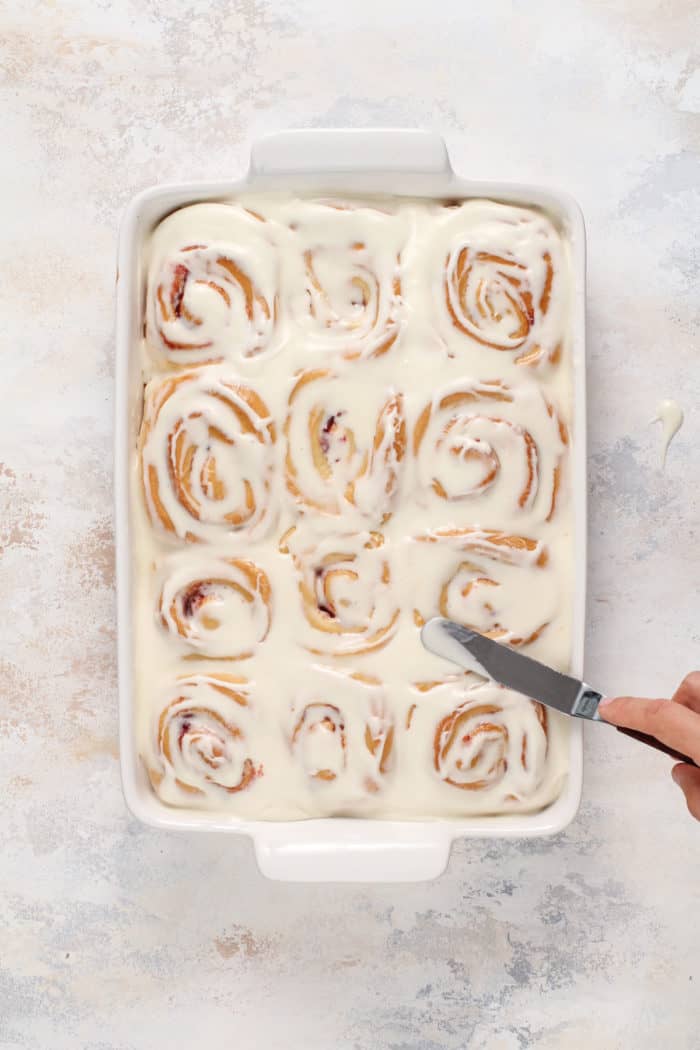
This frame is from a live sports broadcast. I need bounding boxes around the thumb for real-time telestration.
[672,764,700,822]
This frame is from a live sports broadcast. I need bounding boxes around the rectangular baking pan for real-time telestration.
[115,129,586,882]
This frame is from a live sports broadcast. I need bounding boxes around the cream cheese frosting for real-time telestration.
[652,398,684,467]
[131,195,574,819]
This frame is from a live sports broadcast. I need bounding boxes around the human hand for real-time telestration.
[599,673,700,822]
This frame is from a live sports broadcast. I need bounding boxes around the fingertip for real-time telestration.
[672,765,700,822]
[597,696,623,722]
[672,762,700,786]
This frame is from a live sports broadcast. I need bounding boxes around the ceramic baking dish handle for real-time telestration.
[253,825,452,883]
[249,128,452,177]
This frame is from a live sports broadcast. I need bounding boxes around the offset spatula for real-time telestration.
[421,617,699,768]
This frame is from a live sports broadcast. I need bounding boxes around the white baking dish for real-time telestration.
[115,129,586,882]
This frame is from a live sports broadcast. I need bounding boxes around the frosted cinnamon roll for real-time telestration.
[289,670,394,808]
[413,378,568,524]
[434,200,567,369]
[146,204,280,367]
[284,368,406,527]
[292,702,347,782]
[412,527,557,648]
[282,528,399,656]
[139,368,276,543]
[157,553,271,659]
[284,200,405,359]
[414,680,548,799]
[146,673,261,804]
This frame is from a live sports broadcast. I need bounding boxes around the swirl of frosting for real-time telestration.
[290,671,394,803]
[146,674,261,802]
[424,681,548,794]
[146,204,280,367]
[283,528,399,656]
[285,200,405,359]
[413,379,568,523]
[284,368,406,526]
[139,369,276,543]
[413,527,556,648]
[157,553,271,659]
[436,201,566,368]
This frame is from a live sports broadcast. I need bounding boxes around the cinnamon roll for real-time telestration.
[435,200,567,369]
[292,702,347,782]
[412,527,557,648]
[157,553,271,659]
[146,673,261,804]
[289,670,394,807]
[415,680,548,798]
[284,368,406,526]
[284,528,399,657]
[413,378,568,524]
[284,200,405,359]
[146,203,280,367]
[139,368,276,543]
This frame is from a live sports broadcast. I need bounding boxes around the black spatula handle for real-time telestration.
[615,725,699,768]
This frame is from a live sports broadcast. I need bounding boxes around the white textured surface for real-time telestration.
[1,1,699,1046]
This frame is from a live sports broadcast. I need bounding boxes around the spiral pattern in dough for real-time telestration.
[438,201,566,368]
[157,554,271,659]
[429,684,548,793]
[284,368,406,526]
[291,702,347,782]
[139,369,276,543]
[146,206,279,367]
[413,527,554,647]
[286,200,404,359]
[284,529,399,657]
[147,674,261,802]
[413,378,568,523]
[409,679,548,797]
[290,672,394,799]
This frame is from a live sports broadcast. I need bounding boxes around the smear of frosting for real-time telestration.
[652,399,684,467]
[420,618,490,679]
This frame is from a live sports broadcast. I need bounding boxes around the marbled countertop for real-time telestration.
[1,2,699,1047]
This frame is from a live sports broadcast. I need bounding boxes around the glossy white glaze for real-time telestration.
[420,618,490,678]
[653,398,684,466]
[131,195,574,819]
